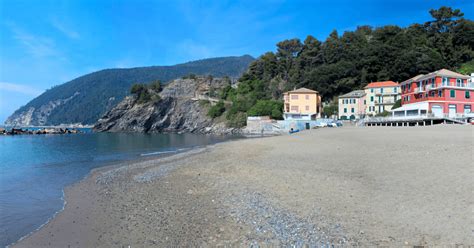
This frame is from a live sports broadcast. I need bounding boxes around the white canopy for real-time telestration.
[391,102,429,112]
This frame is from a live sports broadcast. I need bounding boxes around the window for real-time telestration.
[464,105,472,113]
[364,100,366,104]
[430,91,435,97]
[408,84,411,90]
[442,77,449,86]
[291,106,298,112]
[450,90,455,98]
[370,96,374,102]
[344,108,347,113]
[456,79,463,87]
[431,78,435,88]
[291,94,298,100]
[371,88,374,93]
[438,90,442,97]
[305,105,309,111]
[351,108,354,113]
[394,87,397,92]
[380,88,384,93]
[466,91,470,99]
[305,94,309,100]
[354,99,357,103]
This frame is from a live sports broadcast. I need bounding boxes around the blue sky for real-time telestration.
[1,0,473,123]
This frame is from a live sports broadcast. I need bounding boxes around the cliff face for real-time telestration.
[93,77,239,134]
[5,55,254,126]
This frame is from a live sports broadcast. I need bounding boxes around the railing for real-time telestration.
[416,83,474,92]
[414,87,425,93]
[375,92,399,96]
[365,112,472,123]
[374,100,395,105]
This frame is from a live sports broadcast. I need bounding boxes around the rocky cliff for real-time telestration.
[93,77,239,134]
[5,55,254,126]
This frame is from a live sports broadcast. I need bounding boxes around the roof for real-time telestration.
[417,68,470,81]
[339,90,366,98]
[286,87,319,94]
[391,102,429,112]
[400,74,424,85]
[364,81,399,88]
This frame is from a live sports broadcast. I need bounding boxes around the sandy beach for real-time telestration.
[12,125,473,247]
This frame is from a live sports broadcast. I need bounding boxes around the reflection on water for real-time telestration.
[0,132,236,247]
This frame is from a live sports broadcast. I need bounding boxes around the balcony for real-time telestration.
[414,87,425,93]
[374,100,396,105]
[421,83,474,91]
[375,92,399,96]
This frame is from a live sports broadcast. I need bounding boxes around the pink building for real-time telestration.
[394,69,473,118]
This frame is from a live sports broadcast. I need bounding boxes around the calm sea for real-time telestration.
[0,131,236,247]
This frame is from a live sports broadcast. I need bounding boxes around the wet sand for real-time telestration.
[13,125,473,247]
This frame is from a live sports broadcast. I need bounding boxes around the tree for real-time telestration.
[207,101,226,118]
[226,6,472,127]
[149,80,161,92]
[247,100,284,119]
[130,83,146,95]
[392,99,402,109]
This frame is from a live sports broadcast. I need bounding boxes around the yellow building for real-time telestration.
[364,81,401,115]
[283,88,322,120]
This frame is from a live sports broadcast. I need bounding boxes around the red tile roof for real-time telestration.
[364,81,399,88]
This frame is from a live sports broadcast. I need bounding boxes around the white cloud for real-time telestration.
[0,82,44,96]
[51,18,80,39]
[7,22,62,58]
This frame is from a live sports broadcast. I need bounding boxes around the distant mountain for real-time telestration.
[5,55,254,126]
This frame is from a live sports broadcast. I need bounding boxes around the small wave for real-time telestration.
[140,150,177,156]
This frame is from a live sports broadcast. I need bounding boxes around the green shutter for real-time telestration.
[450,90,455,98]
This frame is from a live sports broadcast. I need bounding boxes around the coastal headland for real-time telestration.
[13,125,473,247]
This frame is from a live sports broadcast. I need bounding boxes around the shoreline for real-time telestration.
[7,136,242,248]
[12,126,473,247]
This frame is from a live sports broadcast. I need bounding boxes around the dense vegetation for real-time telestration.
[207,101,226,118]
[130,80,162,104]
[219,7,473,127]
[6,55,254,125]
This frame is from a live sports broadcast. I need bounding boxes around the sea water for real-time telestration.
[0,132,235,247]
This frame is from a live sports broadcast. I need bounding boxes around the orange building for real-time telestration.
[283,88,322,120]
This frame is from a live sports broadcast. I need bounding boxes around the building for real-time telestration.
[394,69,473,118]
[283,87,322,120]
[338,90,366,120]
[364,81,401,115]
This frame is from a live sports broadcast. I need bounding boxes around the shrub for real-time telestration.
[227,112,247,128]
[149,80,161,92]
[199,100,210,106]
[375,111,391,117]
[392,99,402,109]
[208,101,226,118]
[247,100,283,119]
[130,83,146,94]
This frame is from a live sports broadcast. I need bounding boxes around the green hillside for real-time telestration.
[6,55,254,125]
[221,6,473,126]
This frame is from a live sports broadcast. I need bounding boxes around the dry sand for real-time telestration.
[13,125,474,247]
